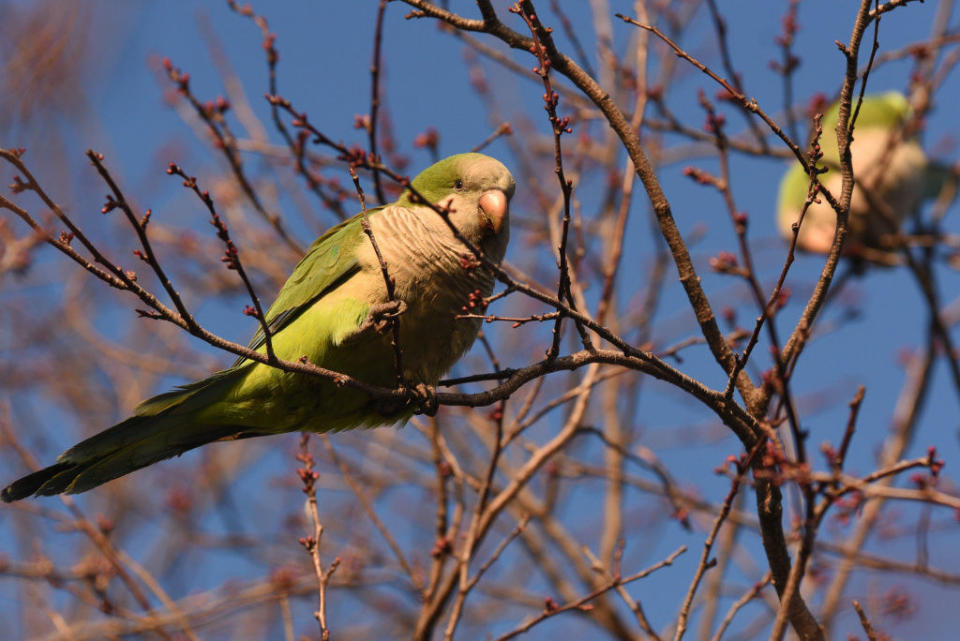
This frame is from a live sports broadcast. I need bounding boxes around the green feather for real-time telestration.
[238,209,371,361]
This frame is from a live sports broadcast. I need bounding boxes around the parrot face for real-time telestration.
[403,152,515,259]
[776,91,938,261]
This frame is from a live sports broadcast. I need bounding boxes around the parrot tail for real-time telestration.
[1,415,247,501]
[925,160,958,201]
[2,369,255,502]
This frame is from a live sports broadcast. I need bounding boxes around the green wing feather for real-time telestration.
[134,212,372,418]
[239,210,375,360]
[7,211,378,498]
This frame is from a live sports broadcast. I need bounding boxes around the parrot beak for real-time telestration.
[478,189,509,235]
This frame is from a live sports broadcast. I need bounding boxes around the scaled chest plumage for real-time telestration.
[356,205,499,382]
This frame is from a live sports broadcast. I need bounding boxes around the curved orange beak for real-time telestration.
[478,189,509,235]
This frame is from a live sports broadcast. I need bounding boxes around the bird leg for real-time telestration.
[407,383,438,417]
[357,300,408,335]
[373,382,437,417]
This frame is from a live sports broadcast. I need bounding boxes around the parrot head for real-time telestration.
[402,152,515,258]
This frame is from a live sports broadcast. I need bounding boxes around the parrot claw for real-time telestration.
[350,301,408,342]
[408,383,438,417]
[363,300,408,334]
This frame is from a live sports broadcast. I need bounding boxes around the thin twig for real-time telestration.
[295,435,339,641]
[492,546,685,641]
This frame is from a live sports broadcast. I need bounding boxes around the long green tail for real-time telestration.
[2,369,252,501]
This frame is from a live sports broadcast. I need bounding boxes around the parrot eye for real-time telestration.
[454,178,464,190]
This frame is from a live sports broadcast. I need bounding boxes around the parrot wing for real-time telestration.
[240,209,377,359]
[132,210,375,418]
[3,210,381,498]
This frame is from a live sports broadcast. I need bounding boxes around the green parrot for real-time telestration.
[3,152,515,501]
[777,90,952,260]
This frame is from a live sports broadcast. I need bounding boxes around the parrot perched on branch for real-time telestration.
[777,90,953,262]
[3,152,515,501]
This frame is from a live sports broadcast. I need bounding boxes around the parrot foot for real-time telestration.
[408,383,438,417]
[362,300,408,334]
[374,382,437,417]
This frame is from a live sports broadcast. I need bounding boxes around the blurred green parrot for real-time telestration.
[777,91,953,261]
[3,152,515,500]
